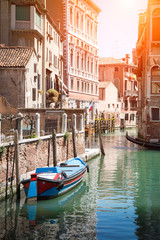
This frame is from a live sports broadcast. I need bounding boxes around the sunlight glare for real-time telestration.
[123,0,134,8]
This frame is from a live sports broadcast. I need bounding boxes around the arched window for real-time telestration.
[70,7,73,25]
[87,57,90,73]
[87,20,89,35]
[77,52,79,69]
[76,12,79,29]
[152,8,160,41]
[70,49,73,67]
[81,54,84,71]
[151,66,160,94]
[81,15,83,31]
[91,59,93,73]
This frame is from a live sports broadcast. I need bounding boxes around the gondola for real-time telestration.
[126,131,160,150]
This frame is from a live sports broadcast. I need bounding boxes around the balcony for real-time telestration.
[124,90,138,97]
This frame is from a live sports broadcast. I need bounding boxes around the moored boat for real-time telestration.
[126,131,160,150]
[21,157,89,200]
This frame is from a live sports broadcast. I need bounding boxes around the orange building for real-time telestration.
[136,0,160,141]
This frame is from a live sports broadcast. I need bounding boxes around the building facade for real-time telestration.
[99,56,138,128]
[136,0,160,141]
[0,46,40,108]
[46,0,101,122]
[99,82,121,128]
[0,0,64,109]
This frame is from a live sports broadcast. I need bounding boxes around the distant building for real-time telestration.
[99,82,121,128]
[136,0,160,141]
[46,0,101,123]
[99,56,138,128]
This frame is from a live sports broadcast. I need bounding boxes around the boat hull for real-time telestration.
[126,132,160,150]
[21,157,88,200]
[37,168,86,200]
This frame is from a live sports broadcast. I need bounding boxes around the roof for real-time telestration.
[99,57,125,65]
[0,46,34,68]
[86,0,101,13]
[99,81,113,88]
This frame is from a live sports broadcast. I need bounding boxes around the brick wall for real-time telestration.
[0,131,85,199]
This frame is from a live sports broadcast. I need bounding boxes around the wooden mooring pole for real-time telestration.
[14,130,20,200]
[98,121,105,156]
[52,129,57,167]
[72,124,77,158]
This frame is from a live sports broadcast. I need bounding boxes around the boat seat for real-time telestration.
[60,163,80,167]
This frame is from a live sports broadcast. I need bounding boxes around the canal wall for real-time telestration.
[0,131,85,201]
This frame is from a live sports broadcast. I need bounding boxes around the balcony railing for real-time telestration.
[124,90,138,97]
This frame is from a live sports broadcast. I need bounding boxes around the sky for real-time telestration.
[93,0,148,59]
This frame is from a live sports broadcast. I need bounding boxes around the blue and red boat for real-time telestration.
[21,157,89,200]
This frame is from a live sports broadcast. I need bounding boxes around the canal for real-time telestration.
[1,128,160,240]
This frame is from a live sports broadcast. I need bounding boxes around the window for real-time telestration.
[35,10,41,28]
[32,88,36,101]
[77,52,79,69]
[16,6,30,21]
[130,114,135,121]
[82,82,84,92]
[96,85,98,95]
[34,64,37,73]
[70,49,73,67]
[70,7,73,25]
[81,15,83,31]
[85,83,87,92]
[91,84,93,94]
[114,66,119,72]
[99,88,105,100]
[125,113,129,121]
[125,66,128,72]
[38,74,41,89]
[152,8,160,41]
[108,104,110,108]
[125,99,128,108]
[71,79,74,90]
[125,80,127,90]
[151,66,160,94]
[76,12,79,28]
[87,83,90,93]
[151,108,160,120]
[77,81,79,91]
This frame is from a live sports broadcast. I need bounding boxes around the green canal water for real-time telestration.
[1,129,160,240]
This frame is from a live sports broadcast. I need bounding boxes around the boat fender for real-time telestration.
[57,181,64,191]
[86,165,89,173]
[62,171,68,178]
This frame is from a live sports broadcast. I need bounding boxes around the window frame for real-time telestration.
[150,107,160,121]
[151,66,160,94]
[16,5,30,21]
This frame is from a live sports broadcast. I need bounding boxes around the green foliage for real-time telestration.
[27,133,38,139]
[64,131,70,146]
[0,146,6,158]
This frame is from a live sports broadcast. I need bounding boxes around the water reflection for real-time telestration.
[1,129,160,239]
